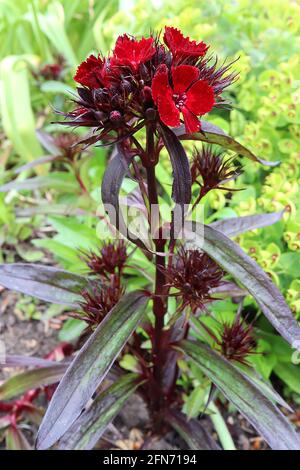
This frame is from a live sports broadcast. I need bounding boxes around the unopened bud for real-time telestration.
[109,110,122,123]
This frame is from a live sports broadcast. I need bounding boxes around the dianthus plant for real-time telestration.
[1,27,300,451]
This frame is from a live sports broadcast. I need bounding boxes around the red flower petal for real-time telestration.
[152,65,180,127]
[113,34,155,71]
[164,27,208,62]
[151,64,170,103]
[182,107,201,133]
[74,55,107,88]
[186,80,215,116]
[172,65,199,94]
[157,92,180,128]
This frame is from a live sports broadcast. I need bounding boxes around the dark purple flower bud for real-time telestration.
[109,110,122,123]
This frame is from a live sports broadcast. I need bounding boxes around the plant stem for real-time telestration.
[146,164,167,422]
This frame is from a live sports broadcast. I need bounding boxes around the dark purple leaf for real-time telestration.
[0,363,68,400]
[178,340,300,450]
[101,148,150,251]
[14,155,60,174]
[0,263,88,306]
[192,225,300,349]
[58,374,142,450]
[160,124,192,206]
[210,211,284,238]
[175,121,280,167]
[3,355,58,368]
[36,290,148,450]
[209,281,247,298]
[167,408,220,450]
[36,130,60,155]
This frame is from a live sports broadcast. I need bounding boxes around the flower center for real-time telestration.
[173,92,187,109]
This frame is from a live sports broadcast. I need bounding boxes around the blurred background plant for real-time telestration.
[0,0,299,449]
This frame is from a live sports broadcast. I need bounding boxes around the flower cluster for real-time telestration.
[62,27,236,144]
[82,239,127,278]
[164,247,224,313]
[77,280,124,327]
[76,240,128,327]
[201,316,257,365]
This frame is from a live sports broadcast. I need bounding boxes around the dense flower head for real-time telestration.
[82,240,127,278]
[164,247,224,313]
[191,145,242,197]
[77,280,124,327]
[201,316,256,365]
[62,27,236,144]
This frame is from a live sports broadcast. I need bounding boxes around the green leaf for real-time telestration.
[0,172,78,192]
[0,263,88,306]
[36,290,148,450]
[0,364,67,400]
[0,55,43,162]
[5,426,32,450]
[48,216,100,251]
[58,374,142,450]
[178,340,300,450]
[274,363,300,394]
[58,318,87,342]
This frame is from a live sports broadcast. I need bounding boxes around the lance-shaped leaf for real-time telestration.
[36,290,148,450]
[0,263,88,306]
[6,426,32,450]
[14,155,59,174]
[178,340,300,450]
[167,408,220,450]
[210,211,284,238]
[160,124,192,206]
[3,355,58,368]
[101,149,150,251]
[175,121,279,167]
[187,224,300,349]
[0,172,78,192]
[210,281,247,298]
[36,129,60,155]
[58,374,143,450]
[0,364,68,400]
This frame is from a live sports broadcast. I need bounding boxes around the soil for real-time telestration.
[0,288,299,451]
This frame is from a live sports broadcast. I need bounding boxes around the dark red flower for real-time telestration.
[74,54,110,88]
[200,316,257,365]
[164,247,224,313]
[40,63,62,80]
[112,34,156,72]
[164,26,208,64]
[152,64,214,133]
[76,280,124,327]
[82,240,128,278]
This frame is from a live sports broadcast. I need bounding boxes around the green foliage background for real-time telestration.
[0,0,299,401]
